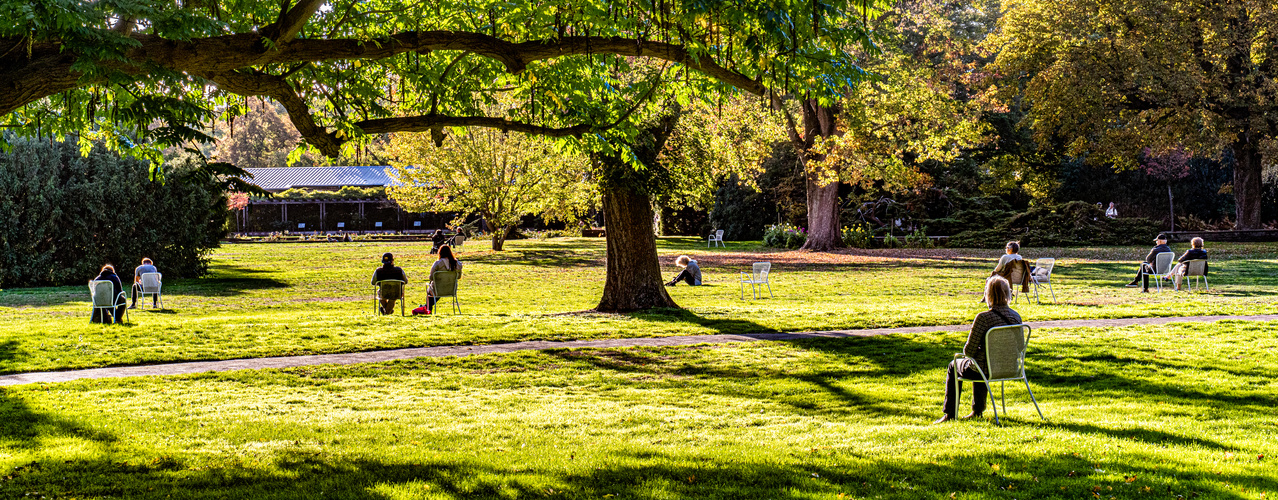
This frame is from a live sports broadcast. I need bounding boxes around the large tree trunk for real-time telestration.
[491,225,509,251]
[1233,138,1263,230]
[803,176,843,251]
[797,100,845,251]
[594,113,682,313]
[595,186,677,312]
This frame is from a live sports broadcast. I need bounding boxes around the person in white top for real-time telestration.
[1105,202,1118,218]
[991,241,1023,276]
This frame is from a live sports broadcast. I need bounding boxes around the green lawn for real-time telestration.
[1,320,1275,498]
[1,238,1276,374]
[2,239,1276,498]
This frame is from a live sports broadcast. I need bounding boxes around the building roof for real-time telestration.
[242,166,397,192]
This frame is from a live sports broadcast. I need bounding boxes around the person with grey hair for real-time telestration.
[935,276,1022,424]
[1167,237,1208,290]
[664,255,702,286]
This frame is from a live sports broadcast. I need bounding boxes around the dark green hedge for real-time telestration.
[946,201,1160,248]
[0,138,228,287]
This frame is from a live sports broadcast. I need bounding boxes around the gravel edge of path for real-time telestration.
[3,314,1275,387]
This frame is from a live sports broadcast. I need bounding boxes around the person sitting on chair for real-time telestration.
[1126,234,1172,292]
[935,276,1022,424]
[983,241,1028,302]
[1167,237,1208,291]
[431,229,448,253]
[371,252,408,315]
[91,264,127,323]
[990,241,1024,277]
[426,245,463,312]
[130,257,159,309]
[665,255,703,286]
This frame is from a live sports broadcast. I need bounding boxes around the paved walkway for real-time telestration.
[2,314,1275,387]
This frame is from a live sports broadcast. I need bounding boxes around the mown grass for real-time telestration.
[1,320,1275,498]
[1,238,1276,374]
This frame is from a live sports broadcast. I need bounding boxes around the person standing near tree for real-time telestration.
[129,257,158,309]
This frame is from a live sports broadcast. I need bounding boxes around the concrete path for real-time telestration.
[2,314,1275,387]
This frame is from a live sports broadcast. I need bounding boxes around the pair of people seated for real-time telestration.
[371,246,463,315]
[1125,234,1208,291]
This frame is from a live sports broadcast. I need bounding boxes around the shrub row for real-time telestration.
[946,201,1160,248]
[0,138,229,287]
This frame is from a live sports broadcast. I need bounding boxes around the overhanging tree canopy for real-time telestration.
[990,0,1278,229]
[2,0,881,311]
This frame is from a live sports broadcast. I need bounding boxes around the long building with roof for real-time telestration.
[241,166,397,193]
[233,166,456,234]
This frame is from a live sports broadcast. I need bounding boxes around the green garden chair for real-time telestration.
[954,324,1046,426]
[373,279,407,316]
[430,270,461,314]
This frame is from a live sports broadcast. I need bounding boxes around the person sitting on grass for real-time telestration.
[936,276,1022,424]
[91,264,127,323]
[665,255,703,286]
[1167,237,1208,291]
[130,257,158,309]
[371,252,408,315]
[1126,234,1172,292]
[426,245,463,312]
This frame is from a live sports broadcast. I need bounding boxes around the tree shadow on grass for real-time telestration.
[624,307,779,335]
[5,436,1274,499]
[176,264,289,297]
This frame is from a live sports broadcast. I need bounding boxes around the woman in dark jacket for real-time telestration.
[1169,237,1208,290]
[935,276,1022,424]
[90,264,127,323]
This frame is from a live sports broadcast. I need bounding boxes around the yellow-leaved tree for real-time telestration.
[387,129,594,250]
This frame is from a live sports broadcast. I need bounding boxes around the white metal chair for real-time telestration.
[1181,259,1209,292]
[707,229,724,248]
[139,272,163,309]
[89,280,128,324]
[453,234,466,247]
[430,270,461,314]
[373,279,407,316]
[1029,258,1055,303]
[740,262,773,299]
[954,324,1045,426]
[1144,252,1176,291]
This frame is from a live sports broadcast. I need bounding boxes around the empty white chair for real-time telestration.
[139,272,163,309]
[740,262,773,299]
[707,229,724,248]
[1029,258,1055,303]
[89,280,127,324]
[954,324,1046,426]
